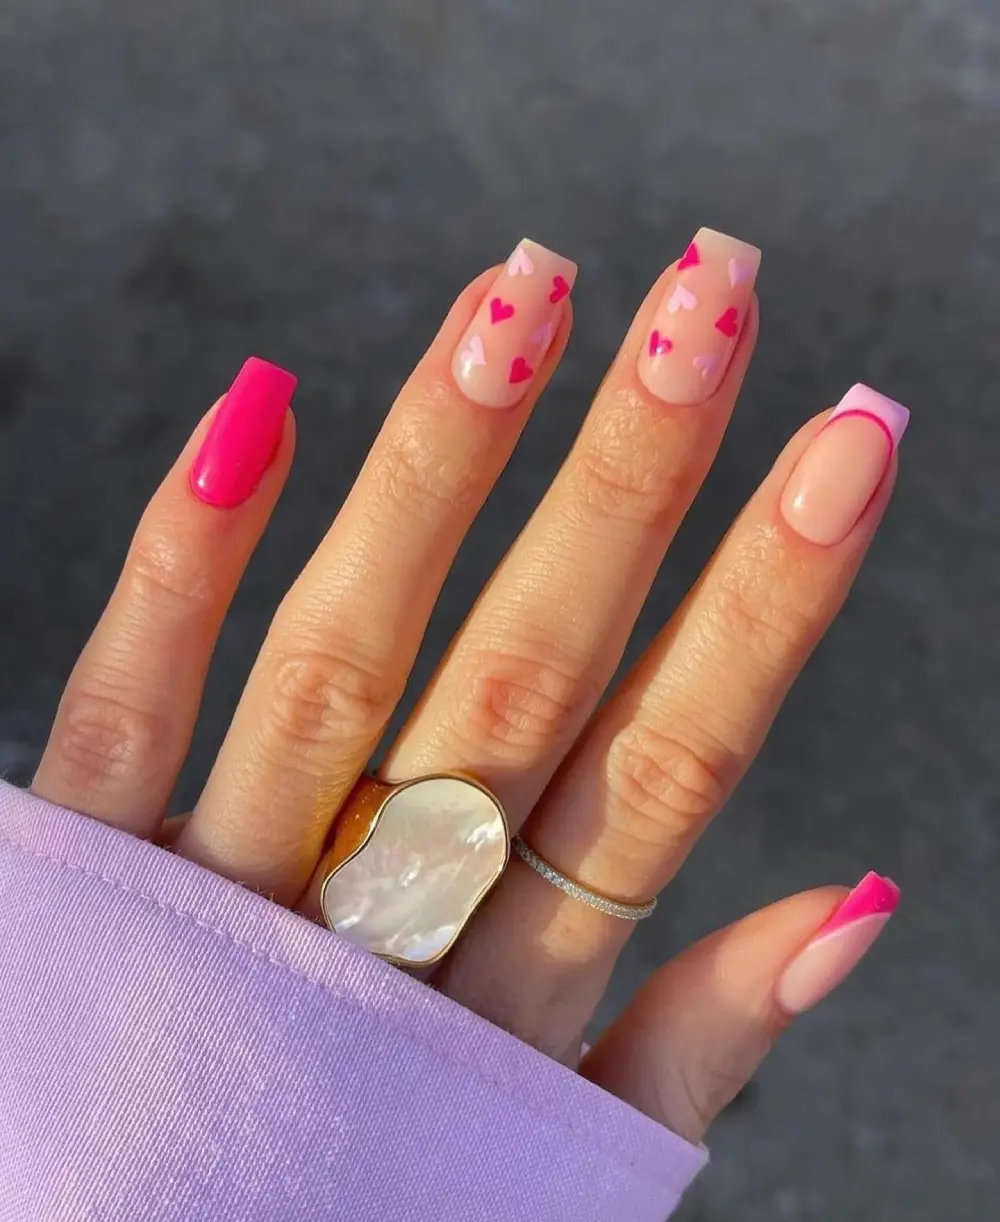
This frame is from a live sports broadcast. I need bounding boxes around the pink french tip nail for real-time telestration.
[637,226,761,406]
[779,384,911,546]
[451,238,578,409]
[775,872,901,1015]
[190,357,297,509]
[824,383,910,449]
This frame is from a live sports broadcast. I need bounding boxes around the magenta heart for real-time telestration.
[509,356,533,384]
[549,275,570,304]
[648,330,673,357]
[490,297,515,324]
[714,307,739,338]
[677,241,701,270]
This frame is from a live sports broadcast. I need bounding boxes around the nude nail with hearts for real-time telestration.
[452,238,577,408]
[638,227,761,405]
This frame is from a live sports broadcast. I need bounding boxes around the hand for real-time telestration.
[30,229,906,1144]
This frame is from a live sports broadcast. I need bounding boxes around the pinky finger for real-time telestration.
[31,358,296,837]
[579,874,900,1144]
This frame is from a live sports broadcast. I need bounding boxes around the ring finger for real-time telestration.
[441,384,909,1056]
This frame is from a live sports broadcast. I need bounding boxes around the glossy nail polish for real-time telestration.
[775,872,901,1014]
[780,384,910,545]
[452,239,577,409]
[638,227,761,405]
[190,357,297,509]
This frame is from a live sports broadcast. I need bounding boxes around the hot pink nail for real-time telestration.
[451,239,577,409]
[775,872,901,1015]
[190,357,297,509]
[780,384,910,546]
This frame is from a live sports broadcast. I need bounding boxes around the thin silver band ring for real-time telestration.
[511,836,657,921]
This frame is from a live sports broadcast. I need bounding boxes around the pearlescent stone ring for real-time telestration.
[319,773,511,968]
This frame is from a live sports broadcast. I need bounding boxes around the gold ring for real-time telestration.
[319,772,510,968]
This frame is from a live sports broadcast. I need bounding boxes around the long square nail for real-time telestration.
[190,357,297,508]
[638,227,761,405]
[780,384,910,546]
[452,239,577,409]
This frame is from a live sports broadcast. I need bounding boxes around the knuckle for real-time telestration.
[126,527,218,623]
[459,650,591,757]
[604,720,727,852]
[263,644,403,761]
[55,680,166,795]
[374,415,476,515]
[713,534,820,669]
[571,406,685,528]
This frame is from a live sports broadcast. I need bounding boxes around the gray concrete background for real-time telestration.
[0,1,997,1217]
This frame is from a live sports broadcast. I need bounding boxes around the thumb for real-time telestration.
[579,874,900,1144]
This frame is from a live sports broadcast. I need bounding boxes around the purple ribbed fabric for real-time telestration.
[0,781,706,1221]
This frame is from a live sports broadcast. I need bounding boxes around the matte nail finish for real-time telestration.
[452,239,577,409]
[638,227,761,405]
[780,384,910,545]
[190,357,297,509]
[775,872,901,1015]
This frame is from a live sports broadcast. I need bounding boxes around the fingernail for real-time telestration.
[638,227,761,405]
[775,872,901,1015]
[190,357,297,508]
[451,239,577,409]
[779,384,910,546]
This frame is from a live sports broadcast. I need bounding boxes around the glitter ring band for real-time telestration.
[511,836,657,921]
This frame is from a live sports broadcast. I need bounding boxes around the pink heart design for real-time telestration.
[648,330,673,357]
[666,285,699,315]
[459,335,486,369]
[677,241,701,270]
[693,354,718,380]
[509,356,533,384]
[490,297,515,324]
[529,322,554,347]
[507,247,535,277]
[728,258,753,287]
[714,307,739,337]
[549,275,570,304]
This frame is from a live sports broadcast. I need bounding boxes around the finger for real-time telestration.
[438,385,909,1051]
[382,228,761,820]
[179,242,577,901]
[581,874,900,1143]
[32,358,296,836]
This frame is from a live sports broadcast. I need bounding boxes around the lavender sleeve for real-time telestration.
[0,780,707,1221]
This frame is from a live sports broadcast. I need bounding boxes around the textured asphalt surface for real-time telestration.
[1,2,998,1218]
